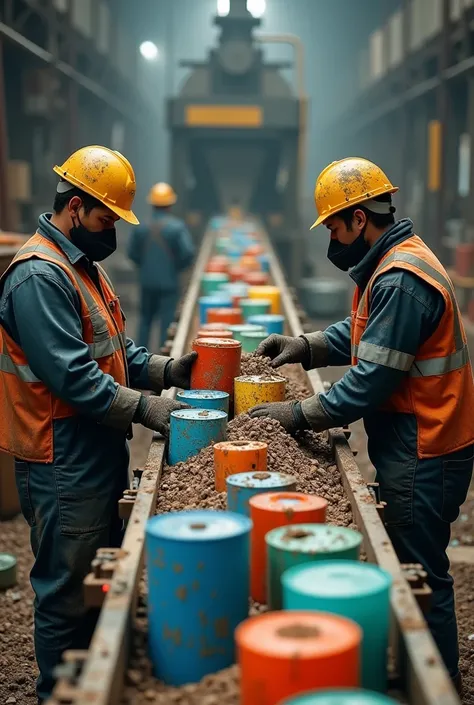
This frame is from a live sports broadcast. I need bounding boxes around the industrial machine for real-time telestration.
[167,0,306,281]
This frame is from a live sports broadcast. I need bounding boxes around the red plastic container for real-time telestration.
[196,329,233,339]
[243,271,269,286]
[455,244,474,278]
[191,338,242,402]
[207,308,243,325]
[206,256,230,274]
[229,266,247,282]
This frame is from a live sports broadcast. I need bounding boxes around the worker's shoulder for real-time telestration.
[374,268,445,311]
[161,215,186,232]
[1,258,74,295]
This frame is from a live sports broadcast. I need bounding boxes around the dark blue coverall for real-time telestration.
[127,210,195,349]
[315,218,473,678]
[0,214,166,702]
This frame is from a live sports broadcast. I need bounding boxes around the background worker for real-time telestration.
[251,157,474,693]
[128,182,195,349]
[0,146,195,704]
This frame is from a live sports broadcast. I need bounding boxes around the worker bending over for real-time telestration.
[128,182,194,349]
[0,146,195,703]
[252,157,474,694]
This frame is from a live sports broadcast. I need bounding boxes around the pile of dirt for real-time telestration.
[453,562,474,704]
[0,516,37,705]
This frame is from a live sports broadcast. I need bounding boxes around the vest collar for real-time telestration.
[37,213,87,266]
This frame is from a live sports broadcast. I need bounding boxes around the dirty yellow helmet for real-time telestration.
[311,157,398,230]
[148,182,177,207]
[53,146,139,225]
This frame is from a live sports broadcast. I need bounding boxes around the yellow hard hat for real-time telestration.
[311,157,398,230]
[148,182,177,207]
[53,146,139,225]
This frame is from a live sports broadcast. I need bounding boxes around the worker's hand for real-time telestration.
[164,351,198,389]
[134,395,189,437]
[248,401,310,435]
[255,334,310,368]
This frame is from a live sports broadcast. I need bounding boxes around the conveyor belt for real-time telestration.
[47,222,460,705]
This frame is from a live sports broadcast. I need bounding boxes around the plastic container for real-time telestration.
[240,255,261,272]
[208,307,243,325]
[217,282,249,300]
[199,296,232,325]
[196,328,233,339]
[214,440,268,492]
[177,389,230,415]
[234,374,286,415]
[248,314,285,336]
[258,254,270,273]
[206,255,230,274]
[236,611,361,705]
[168,409,227,465]
[226,471,296,517]
[249,492,328,603]
[279,690,398,704]
[243,271,270,286]
[200,272,229,296]
[283,561,392,692]
[146,510,252,685]
[228,324,267,344]
[248,285,281,314]
[241,298,272,321]
[229,266,247,282]
[200,322,236,333]
[267,525,363,610]
[191,338,242,403]
[241,330,270,353]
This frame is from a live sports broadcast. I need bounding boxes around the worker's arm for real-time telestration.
[127,226,147,266]
[305,316,352,367]
[301,270,446,427]
[0,262,140,428]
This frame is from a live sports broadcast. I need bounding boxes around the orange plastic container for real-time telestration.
[191,338,242,402]
[207,307,243,325]
[244,271,269,286]
[206,256,229,274]
[248,285,281,314]
[245,244,265,257]
[214,440,268,492]
[240,255,261,272]
[229,266,247,282]
[249,492,327,603]
[236,611,361,705]
[196,329,233,339]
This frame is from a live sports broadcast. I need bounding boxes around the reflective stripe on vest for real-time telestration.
[352,251,469,377]
[0,347,40,382]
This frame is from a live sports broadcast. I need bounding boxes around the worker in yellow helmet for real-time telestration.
[127,181,195,348]
[252,157,474,694]
[0,147,196,703]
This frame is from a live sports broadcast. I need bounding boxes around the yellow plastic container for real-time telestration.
[234,374,286,416]
[248,285,281,314]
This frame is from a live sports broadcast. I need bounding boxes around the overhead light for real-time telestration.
[217,0,230,16]
[139,41,159,61]
[247,0,266,17]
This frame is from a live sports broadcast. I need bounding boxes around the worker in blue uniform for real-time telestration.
[0,147,195,704]
[128,182,195,349]
[252,157,474,696]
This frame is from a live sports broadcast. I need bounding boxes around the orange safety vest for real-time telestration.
[0,233,128,463]
[351,234,474,459]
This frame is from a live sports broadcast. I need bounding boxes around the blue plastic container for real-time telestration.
[226,471,297,517]
[176,390,229,415]
[146,510,252,685]
[258,254,270,273]
[283,561,392,693]
[248,314,285,336]
[217,282,249,299]
[279,690,398,704]
[169,409,227,465]
[198,295,232,325]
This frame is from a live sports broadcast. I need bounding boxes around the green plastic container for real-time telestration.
[279,690,398,704]
[201,273,230,296]
[228,323,267,344]
[241,330,269,353]
[240,298,272,321]
[266,524,362,609]
[0,553,17,589]
[215,237,230,255]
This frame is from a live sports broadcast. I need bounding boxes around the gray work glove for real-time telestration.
[255,334,311,369]
[164,351,198,389]
[249,401,310,435]
[133,395,189,437]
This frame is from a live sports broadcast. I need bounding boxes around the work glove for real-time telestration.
[255,334,311,369]
[133,394,189,437]
[249,400,310,435]
[164,351,198,389]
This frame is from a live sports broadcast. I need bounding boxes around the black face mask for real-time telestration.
[327,230,370,272]
[70,215,117,262]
